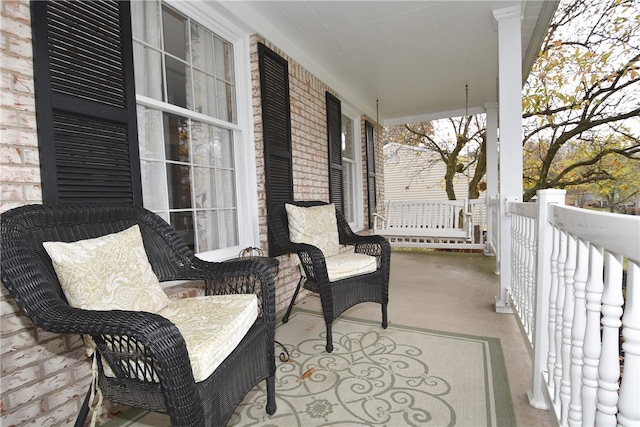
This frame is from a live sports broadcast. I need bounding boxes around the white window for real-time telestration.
[341,109,363,229]
[131,1,256,260]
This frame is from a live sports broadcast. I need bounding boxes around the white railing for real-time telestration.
[373,199,487,249]
[487,196,500,257]
[507,189,640,426]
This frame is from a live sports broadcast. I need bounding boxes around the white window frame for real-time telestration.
[135,1,259,261]
[341,103,364,231]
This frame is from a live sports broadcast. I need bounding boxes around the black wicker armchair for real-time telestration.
[1,203,277,427]
[268,201,391,353]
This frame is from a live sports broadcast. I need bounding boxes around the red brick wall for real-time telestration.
[249,37,387,310]
[0,1,99,424]
[251,36,348,309]
[0,0,41,212]
[0,6,386,424]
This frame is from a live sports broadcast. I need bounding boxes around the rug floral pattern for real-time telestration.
[229,310,514,427]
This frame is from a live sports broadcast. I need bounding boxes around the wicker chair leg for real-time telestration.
[382,303,388,329]
[283,275,304,323]
[325,322,333,353]
[74,386,91,427]
[265,375,277,415]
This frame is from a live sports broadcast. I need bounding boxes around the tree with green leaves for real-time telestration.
[522,0,640,201]
[588,151,640,212]
[536,134,640,211]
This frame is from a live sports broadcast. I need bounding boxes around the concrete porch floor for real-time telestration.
[292,248,554,427]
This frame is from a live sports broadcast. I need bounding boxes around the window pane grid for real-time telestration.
[133,1,239,255]
[133,3,236,122]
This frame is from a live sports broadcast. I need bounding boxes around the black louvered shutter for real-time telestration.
[258,43,293,256]
[365,120,377,228]
[31,0,142,204]
[326,92,343,213]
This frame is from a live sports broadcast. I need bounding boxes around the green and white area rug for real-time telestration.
[107,309,515,427]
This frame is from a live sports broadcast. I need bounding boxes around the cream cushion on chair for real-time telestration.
[286,203,340,257]
[284,203,377,281]
[42,225,257,382]
[157,294,257,382]
[325,252,377,282]
[43,225,171,312]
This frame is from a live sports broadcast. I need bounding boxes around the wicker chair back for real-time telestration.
[267,200,391,353]
[1,203,277,427]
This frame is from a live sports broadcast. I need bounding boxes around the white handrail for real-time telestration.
[550,204,640,263]
[508,189,640,426]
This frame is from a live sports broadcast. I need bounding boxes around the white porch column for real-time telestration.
[484,102,498,258]
[494,5,523,313]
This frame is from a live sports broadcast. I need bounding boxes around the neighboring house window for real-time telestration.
[131,2,250,258]
[31,1,142,204]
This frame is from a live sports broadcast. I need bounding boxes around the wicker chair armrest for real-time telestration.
[334,209,390,258]
[181,258,277,322]
[288,243,330,284]
[340,232,385,247]
[351,235,391,256]
[44,303,191,370]
[37,302,203,426]
[355,236,391,271]
[336,232,391,262]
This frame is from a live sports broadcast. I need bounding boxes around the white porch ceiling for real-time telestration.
[217,1,558,125]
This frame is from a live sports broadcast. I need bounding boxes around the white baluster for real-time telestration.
[510,213,520,313]
[517,214,525,320]
[581,244,604,426]
[548,226,560,393]
[521,214,527,309]
[596,252,623,425]
[617,261,639,426]
[429,203,435,229]
[522,215,530,331]
[521,215,527,324]
[560,233,577,425]
[554,229,568,406]
[526,216,537,342]
[530,190,564,411]
[521,215,528,329]
[568,238,588,426]
[521,214,528,324]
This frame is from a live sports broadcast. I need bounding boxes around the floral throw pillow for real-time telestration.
[286,203,340,256]
[43,225,170,313]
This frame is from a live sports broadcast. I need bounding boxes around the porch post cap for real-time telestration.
[493,5,522,23]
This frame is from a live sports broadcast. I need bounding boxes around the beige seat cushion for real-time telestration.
[158,294,257,382]
[43,225,257,383]
[325,252,377,282]
[95,294,258,383]
[286,203,340,256]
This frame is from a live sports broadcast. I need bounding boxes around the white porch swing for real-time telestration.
[373,84,485,250]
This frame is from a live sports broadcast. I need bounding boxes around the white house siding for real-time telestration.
[384,143,485,202]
